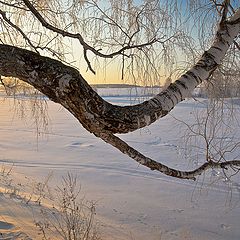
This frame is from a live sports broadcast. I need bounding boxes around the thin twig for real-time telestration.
[22,0,159,73]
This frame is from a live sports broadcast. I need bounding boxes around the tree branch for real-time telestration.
[0,8,240,180]
[0,9,39,52]
[96,131,240,180]
[0,10,239,136]
[0,1,28,10]
[22,0,159,74]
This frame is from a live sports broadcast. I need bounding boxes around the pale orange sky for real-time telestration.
[66,39,166,86]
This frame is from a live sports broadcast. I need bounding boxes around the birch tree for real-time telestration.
[0,0,240,180]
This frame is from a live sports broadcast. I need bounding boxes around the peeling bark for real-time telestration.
[0,10,239,179]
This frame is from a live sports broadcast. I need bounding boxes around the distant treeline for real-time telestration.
[91,84,161,88]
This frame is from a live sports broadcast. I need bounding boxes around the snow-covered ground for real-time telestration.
[0,91,240,240]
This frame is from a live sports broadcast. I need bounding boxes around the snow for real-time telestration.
[0,91,240,240]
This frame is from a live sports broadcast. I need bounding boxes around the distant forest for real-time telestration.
[91,84,161,88]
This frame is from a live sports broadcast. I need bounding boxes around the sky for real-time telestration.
[61,0,195,86]
[62,0,218,86]
[1,0,234,86]
[65,40,125,85]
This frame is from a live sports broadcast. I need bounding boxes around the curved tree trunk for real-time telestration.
[0,10,239,179]
[0,10,239,135]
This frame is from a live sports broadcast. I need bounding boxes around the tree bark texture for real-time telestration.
[0,10,239,179]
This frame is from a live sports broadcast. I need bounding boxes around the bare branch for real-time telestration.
[98,131,240,180]
[0,9,38,52]
[0,2,240,181]
[220,0,230,24]
[0,8,239,135]
[0,1,28,10]
[22,0,159,73]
